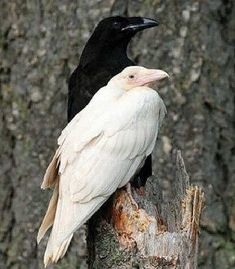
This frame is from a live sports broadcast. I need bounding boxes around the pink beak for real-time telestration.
[136,69,169,86]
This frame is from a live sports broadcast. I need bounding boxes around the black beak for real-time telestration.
[121,17,159,32]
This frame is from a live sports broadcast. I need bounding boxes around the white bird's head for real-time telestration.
[108,66,169,91]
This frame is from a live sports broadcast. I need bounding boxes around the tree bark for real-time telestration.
[88,150,204,269]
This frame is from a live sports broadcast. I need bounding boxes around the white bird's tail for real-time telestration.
[44,232,73,266]
[42,194,107,267]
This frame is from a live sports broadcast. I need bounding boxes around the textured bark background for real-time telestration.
[0,1,234,269]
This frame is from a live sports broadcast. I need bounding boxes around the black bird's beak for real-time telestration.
[121,17,159,32]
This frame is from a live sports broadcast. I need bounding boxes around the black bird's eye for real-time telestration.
[129,75,135,79]
[113,21,121,28]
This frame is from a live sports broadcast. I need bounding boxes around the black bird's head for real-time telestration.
[80,16,159,68]
[93,16,159,44]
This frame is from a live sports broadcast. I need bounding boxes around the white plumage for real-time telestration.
[37,66,168,267]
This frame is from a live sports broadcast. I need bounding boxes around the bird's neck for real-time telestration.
[80,39,133,70]
[102,42,131,66]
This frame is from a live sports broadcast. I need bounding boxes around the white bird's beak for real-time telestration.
[136,69,169,86]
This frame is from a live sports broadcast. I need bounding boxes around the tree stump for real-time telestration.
[88,150,204,269]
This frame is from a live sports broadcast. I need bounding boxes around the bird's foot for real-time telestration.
[126,183,138,210]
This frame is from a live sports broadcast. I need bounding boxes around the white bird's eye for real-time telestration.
[129,75,135,79]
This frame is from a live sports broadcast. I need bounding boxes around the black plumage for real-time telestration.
[68,16,159,186]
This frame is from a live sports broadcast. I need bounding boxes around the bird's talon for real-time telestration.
[126,183,139,210]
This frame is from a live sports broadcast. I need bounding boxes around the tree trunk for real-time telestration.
[0,1,234,269]
[88,150,204,269]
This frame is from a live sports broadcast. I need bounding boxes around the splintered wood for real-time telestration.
[90,150,204,269]
[112,151,204,268]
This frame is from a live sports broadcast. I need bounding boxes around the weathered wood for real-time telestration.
[88,150,204,269]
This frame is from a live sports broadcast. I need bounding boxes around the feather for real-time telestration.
[41,149,60,189]
[44,233,73,267]
[37,182,59,244]
[43,195,106,266]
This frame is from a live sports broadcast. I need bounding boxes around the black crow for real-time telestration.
[68,16,159,186]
